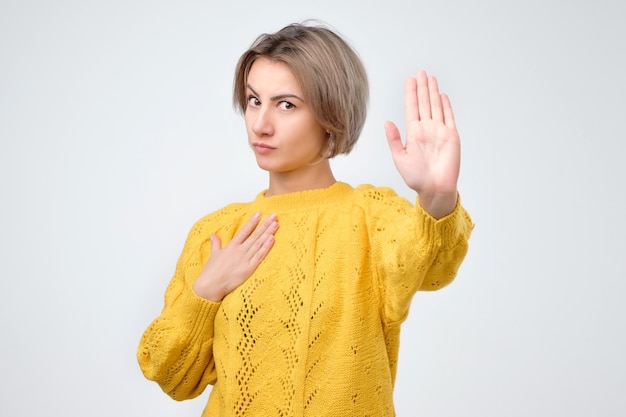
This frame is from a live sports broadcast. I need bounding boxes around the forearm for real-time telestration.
[416,195,473,291]
[137,285,220,399]
[355,185,467,321]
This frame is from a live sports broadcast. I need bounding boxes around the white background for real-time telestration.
[1,0,625,416]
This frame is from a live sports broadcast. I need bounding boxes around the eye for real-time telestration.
[247,95,260,107]
[279,101,295,110]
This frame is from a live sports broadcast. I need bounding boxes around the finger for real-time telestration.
[248,233,275,266]
[209,234,222,252]
[242,213,278,251]
[441,93,456,129]
[416,70,431,120]
[384,121,405,155]
[428,76,444,122]
[404,77,418,124]
[246,218,278,259]
[231,212,262,244]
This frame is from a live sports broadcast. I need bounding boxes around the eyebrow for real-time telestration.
[247,84,304,103]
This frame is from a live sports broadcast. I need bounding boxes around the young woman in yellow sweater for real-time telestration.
[138,22,473,416]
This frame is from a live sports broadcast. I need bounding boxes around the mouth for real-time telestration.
[252,142,276,154]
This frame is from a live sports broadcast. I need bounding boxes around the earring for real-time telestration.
[326,131,335,158]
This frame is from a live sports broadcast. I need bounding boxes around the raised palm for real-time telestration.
[385,70,460,218]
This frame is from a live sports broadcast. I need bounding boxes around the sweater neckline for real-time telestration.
[252,181,353,211]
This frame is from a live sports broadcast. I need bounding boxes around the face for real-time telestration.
[244,56,327,174]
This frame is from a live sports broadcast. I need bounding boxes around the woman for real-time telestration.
[138,22,473,416]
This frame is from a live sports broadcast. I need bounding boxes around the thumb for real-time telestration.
[384,121,405,156]
[209,234,222,252]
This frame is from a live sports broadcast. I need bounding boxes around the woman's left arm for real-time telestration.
[376,70,472,323]
[368,190,472,324]
[384,70,460,219]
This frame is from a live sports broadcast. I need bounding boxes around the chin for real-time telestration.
[255,159,281,173]
[256,163,272,172]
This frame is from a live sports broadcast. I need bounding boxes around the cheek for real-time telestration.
[308,126,328,151]
[293,125,324,151]
[296,117,326,143]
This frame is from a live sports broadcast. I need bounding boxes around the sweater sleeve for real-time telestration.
[414,196,474,291]
[359,186,473,325]
[137,216,221,400]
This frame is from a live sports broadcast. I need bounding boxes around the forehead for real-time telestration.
[247,57,302,94]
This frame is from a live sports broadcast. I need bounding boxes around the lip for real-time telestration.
[252,142,276,154]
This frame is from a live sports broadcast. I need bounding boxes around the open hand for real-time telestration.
[385,70,460,218]
[192,212,278,301]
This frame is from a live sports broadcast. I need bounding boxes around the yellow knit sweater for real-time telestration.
[138,182,473,416]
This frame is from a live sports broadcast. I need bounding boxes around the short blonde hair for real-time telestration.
[233,22,369,157]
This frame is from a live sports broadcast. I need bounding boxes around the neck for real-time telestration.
[265,161,336,196]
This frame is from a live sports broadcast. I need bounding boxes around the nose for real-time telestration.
[249,107,274,137]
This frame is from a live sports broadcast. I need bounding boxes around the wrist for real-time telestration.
[418,191,458,219]
[192,277,227,302]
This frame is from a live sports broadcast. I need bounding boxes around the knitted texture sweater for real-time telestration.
[138,182,473,416]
